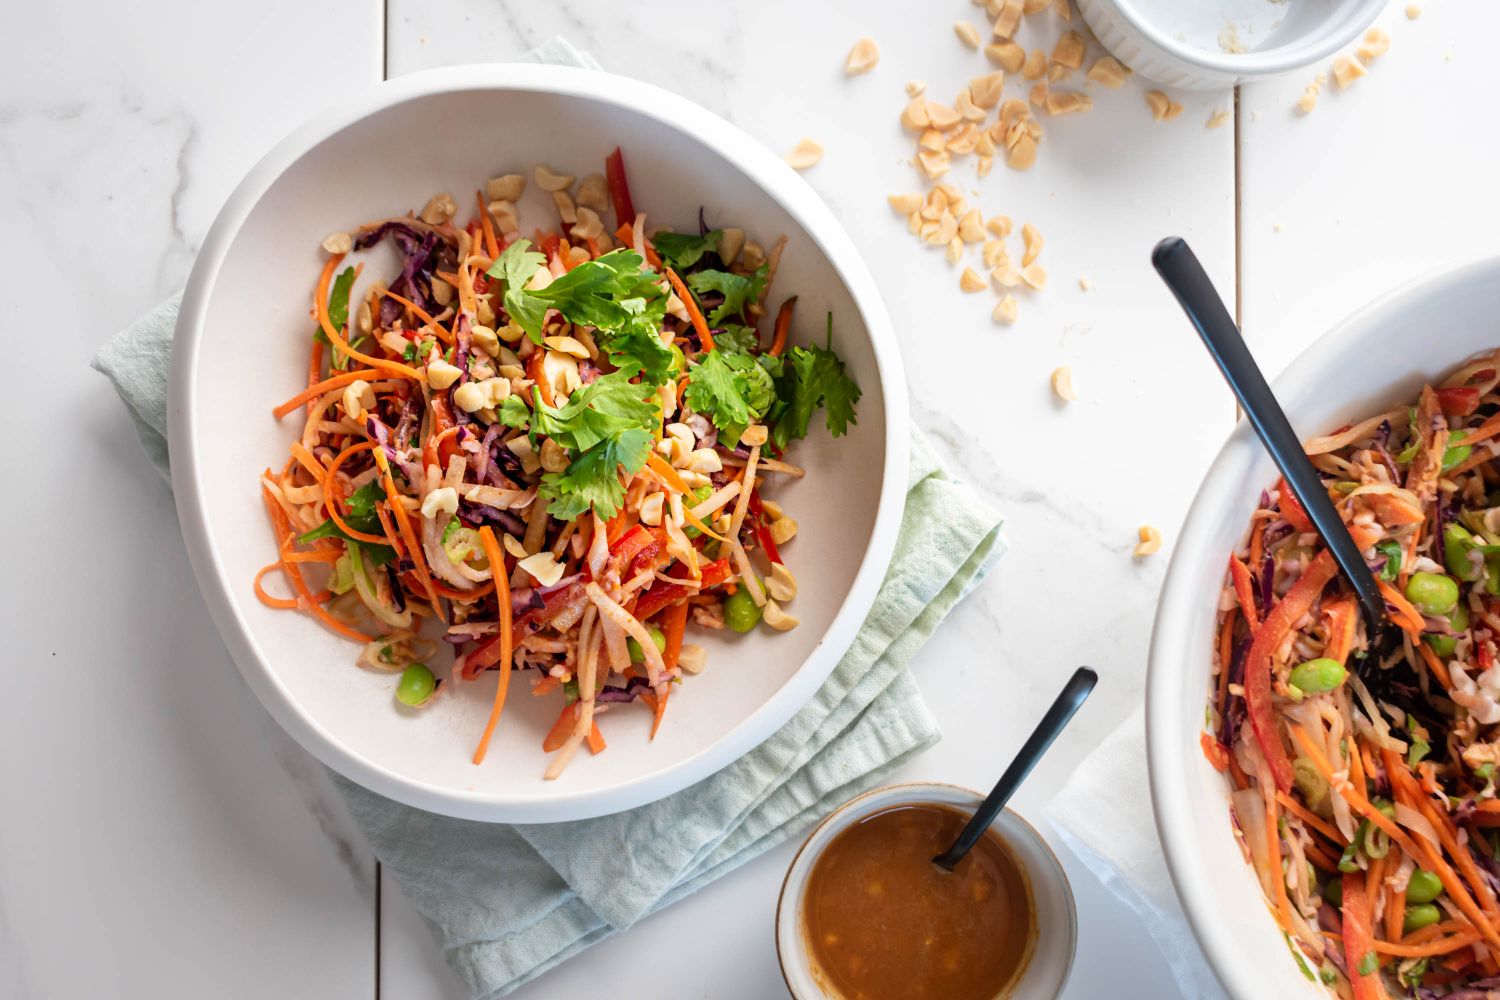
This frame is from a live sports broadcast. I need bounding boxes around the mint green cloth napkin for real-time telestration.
[91,38,1006,999]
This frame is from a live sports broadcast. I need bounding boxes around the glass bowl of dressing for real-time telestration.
[776,783,1077,1000]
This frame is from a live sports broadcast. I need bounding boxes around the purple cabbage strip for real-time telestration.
[1218,636,1251,751]
[459,500,526,537]
[1258,552,1275,613]
[598,676,653,703]
[385,564,407,613]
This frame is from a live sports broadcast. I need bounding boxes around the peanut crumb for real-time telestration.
[1045,90,1092,116]
[1206,108,1231,129]
[993,295,1019,325]
[887,192,922,214]
[946,238,966,264]
[1145,90,1183,121]
[1023,48,1047,80]
[1332,56,1366,89]
[1086,56,1128,88]
[955,21,983,49]
[906,80,927,98]
[986,41,1026,73]
[1021,262,1048,290]
[960,267,988,292]
[993,0,1023,38]
[1406,4,1421,17]
[1051,365,1077,401]
[1021,222,1044,266]
[1357,28,1390,62]
[845,38,880,75]
[785,138,824,170]
[1134,525,1162,557]
[1051,31,1086,70]
[1078,277,1092,291]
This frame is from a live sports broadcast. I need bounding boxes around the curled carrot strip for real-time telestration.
[273,368,383,420]
[255,564,298,609]
[663,266,713,352]
[471,527,514,766]
[315,254,422,381]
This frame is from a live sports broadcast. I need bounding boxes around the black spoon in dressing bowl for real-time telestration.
[1151,237,1389,645]
[933,666,1097,872]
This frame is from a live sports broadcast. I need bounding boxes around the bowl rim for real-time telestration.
[167,62,910,822]
[773,781,1077,1000]
[1095,0,1384,76]
[1147,255,1500,993]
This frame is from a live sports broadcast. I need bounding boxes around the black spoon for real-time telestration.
[933,666,1097,872]
[1151,237,1388,635]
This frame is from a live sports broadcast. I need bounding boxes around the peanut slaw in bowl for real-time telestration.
[257,147,861,779]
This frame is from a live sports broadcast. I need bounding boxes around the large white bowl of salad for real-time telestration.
[169,64,907,822]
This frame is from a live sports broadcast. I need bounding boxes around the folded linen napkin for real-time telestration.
[1047,707,1226,999]
[92,38,1007,997]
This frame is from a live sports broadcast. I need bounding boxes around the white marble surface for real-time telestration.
[4,0,1485,996]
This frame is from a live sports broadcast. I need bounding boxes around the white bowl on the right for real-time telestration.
[1077,0,1384,89]
[1148,257,1500,997]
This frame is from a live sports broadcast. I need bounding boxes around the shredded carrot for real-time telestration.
[374,451,440,613]
[531,675,563,697]
[769,295,796,357]
[1418,641,1454,690]
[1229,556,1261,631]
[614,223,661,268]
[663,266,714,352]
[378,288,453,344]
[1265,781,1294,929]
[660,601,688,671]
[273,367,383,420]
[290,441,327,481]
[322,441,391,545]
[1216,609,1236,723]
[646,453,725,540]
[476,190,500,260]
[1378,579,1428,637]
[471,527,514,766]
[526,349,556,408]
[306,340,324,415]
[1453,412,1500,450]
[1275,790,1343,845]
[314,254,423,381]
[260,486,372,642]
[254,563,299,609]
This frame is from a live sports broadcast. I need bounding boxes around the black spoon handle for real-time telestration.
[933,667,1097,871]
[1150,237,1386,630]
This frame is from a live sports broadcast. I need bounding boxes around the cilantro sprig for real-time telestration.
[652,229,722,272]
[685,267,768,326]
[299,481,396,564]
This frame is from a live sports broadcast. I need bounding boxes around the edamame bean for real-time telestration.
[683,484,715,539]
[1403,903,1442,934]
[1446,523,1486,582]
[1405,870,1444,904]
[1425,601,1469,659]
[397,663,436,707]
[724,588,761,633]
[1406,572,1459,615]
[1443,431,1473,473]
[1289,658,1347,695]
[627,627,667,663]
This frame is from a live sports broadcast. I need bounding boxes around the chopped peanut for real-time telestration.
[993,295,1019,324]
[1356,28,1390,62]
[1023,49,1047,80]
[917,149,952,178]
[970,71,1005,109]
[1021,263,1047,290]
[888,192,923,214]
[845,37,880,75]
[533,165,574,192]
[899,97,931,131]
[986,41,1026,73]
[1134,525,1163,557]
[322,231,352,255]
[1145,90,1183,121]
[992,0,1023,38]
[986,215,1013,238]
[1086,56,1127,88]
[946,237,965,264]
[1051,31,1086,70]
[1045,90,1092,116]
[926,102,963,129]
[959,209,986,243]
[1021,222,1043,266]
[1405,4,1421,17]
[1050,365,1077,401]
[906,79,927,97]
[1332,55,1366,89]
[954,21,983,49]
[785,138,824,170]
[960,267,987,292]
[1206,108,1231,129]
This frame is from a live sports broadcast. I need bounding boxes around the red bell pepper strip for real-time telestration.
[1245,550,1339,794]
[1341,873,1381,1000]
[1275,477,1315,534]
[660,601,689,671]
[747,493,783,565]
[633,558,732,621]
[1228,555,1260,630]
[605,146,635,226]
[1438,385,1482,417]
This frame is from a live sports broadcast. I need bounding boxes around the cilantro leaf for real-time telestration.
[602,326,677,385]
[652,229,721,272]
[530,370,659,453]
[684,350,777,446]
[1375,539,1403,582]
[316,265,358,369]
[298,483,395,563]
[714,324,760,354]
[495,394,532,430]
[686,267,767,326]
[488,242,668,364]
[770,332,861,450]
[538,428,654,521]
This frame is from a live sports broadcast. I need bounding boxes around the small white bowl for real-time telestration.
[1150,257,1500,996]
[169,65,908,822]
[776,783,1076,999]
[1077,0,1384,89]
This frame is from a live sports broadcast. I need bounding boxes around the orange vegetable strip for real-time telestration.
[1215,609,1236,722]
[1378,579,1427,637]
[1453,411,1500,450]
[614,223,661,268]
[1229,555,1261,630]
[1324,595,1359,666]
[663,266,713,352]
[769,296,796,357]
[1417,641,1454,691]
[660,601,688,671]
[254,564,299,609]
[273,368,383,419]
[587,722,606,755]
[531,675,563,697]
[472,527,514,766]
[290,441,327,480]
[1275,790,1343,845]
[1265,783,1294,929]
[378,289,453,344]
[644,453,726,541]
[306,340,324,415]
[260,486,372,642]
[1341,872,1381,1000]
[322,441,391,545]
[315,254,422,381]
[374,451,440,613]
[475,190,500,260]
[1386,875,1407,950]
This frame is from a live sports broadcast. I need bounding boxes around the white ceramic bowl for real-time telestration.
[168,65,908,822]
[1077,0,1384,89]
[1149,257,1500,997]
[776,783,1077,999]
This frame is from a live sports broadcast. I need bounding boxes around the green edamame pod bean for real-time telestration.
[1288,658,1347,695]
